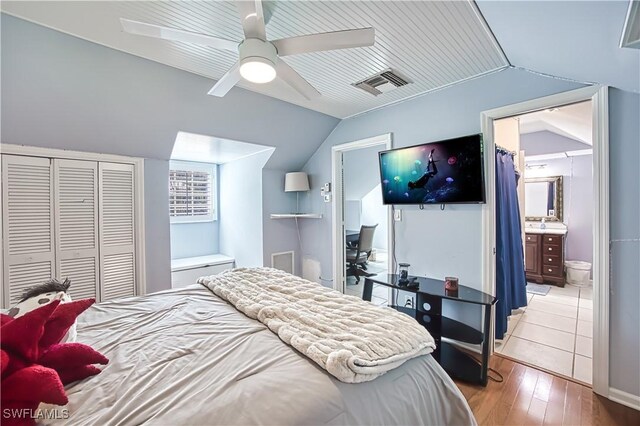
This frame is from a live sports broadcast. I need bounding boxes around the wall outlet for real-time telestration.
[403,295,414,309]
[394,209,402,221]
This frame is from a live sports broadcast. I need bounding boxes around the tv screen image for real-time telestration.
[378,134,485,205]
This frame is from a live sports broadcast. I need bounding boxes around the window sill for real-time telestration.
[171,254,235,272]
[170,218,217,225]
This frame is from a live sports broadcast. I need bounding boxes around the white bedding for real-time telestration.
[52,285,475,425]
[199,267,436,383]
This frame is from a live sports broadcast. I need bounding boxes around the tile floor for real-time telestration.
[495,284,593,385]
[344,259,389,306]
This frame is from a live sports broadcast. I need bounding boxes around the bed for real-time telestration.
[56,283,476,425]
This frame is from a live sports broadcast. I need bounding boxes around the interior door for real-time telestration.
[99,162,136,301]
[54,159,99,300]
[1,155,56,307]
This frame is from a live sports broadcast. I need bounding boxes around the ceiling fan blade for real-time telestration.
[236,0,267,40]
[207,62,242,97]
[272,28,375,57]
[120,18,239,52]
[276,58,320,100]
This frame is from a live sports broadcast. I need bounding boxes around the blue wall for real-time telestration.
[300,67,583,287]
[300,72,640,397]
[170,222,220,260]
[300,67,583,327]
[262,170,302,274]
[1,14,338,293]
[608,88,640,397]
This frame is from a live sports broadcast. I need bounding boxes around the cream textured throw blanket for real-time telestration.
[199,268,436,383]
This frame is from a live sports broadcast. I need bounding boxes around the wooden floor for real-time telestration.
[454,355,640,425]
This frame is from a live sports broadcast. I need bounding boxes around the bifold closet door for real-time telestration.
[1,155,55,307]
[99,162,136,301]
[54,159,99,301]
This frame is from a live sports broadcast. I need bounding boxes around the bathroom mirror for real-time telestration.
[524,176,563,222]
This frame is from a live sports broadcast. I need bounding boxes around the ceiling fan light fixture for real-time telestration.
[240,57,276,83]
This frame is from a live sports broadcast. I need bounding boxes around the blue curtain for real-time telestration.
[495,150,528,339]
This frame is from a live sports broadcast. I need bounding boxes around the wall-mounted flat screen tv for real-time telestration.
[378,134,485,205]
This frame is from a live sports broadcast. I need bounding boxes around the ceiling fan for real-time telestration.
[120,0,375,100]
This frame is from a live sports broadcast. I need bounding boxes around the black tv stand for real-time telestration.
[363,274,497,386]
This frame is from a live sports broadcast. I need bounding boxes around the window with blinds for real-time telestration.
[169,161,216,222]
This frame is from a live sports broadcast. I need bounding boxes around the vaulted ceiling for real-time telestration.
[1,1,637,121]
[0,0,509,119]
[477,0,640,94]
[519,101,593,145]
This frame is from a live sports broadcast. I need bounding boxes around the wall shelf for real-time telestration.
[270,213,323,219]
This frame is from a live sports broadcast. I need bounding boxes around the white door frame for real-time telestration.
[480,86,609,397]
[331,133,393,293]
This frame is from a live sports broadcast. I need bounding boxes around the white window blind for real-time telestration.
[169,162,216,222]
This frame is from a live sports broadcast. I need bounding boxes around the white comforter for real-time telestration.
[199,267,436,383]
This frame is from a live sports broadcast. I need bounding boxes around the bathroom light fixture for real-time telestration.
[525,163,547,170]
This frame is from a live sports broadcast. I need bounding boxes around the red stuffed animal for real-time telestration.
[1,299,108,425]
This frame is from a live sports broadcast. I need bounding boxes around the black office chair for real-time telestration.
[346,224,378,284]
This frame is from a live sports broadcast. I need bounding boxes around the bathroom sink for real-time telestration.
[525,228,567,235]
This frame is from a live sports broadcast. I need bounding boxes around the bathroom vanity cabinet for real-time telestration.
[525,232,565,287]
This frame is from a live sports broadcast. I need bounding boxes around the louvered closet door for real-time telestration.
[54,159,99,301]
[99,162,136,301]
[1,155,55,307]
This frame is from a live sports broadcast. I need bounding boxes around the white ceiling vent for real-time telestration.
[353,69,412,96]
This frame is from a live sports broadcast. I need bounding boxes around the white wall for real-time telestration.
[343,145,383,199]
[219,150,274,267]
[361,185,388,251]
[525,155,594,265]
[342,145,387,251]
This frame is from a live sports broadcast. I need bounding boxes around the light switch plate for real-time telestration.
[323,194,332,203]
[394,209,402,221]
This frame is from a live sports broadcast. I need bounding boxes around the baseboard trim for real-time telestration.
[609,387,640,411]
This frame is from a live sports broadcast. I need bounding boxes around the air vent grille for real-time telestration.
[352,69,412,96]
[380,71,409,87]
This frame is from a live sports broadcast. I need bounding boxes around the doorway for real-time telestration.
[481,86,609,396]
[493,101,595,385]
[331,134,393,300]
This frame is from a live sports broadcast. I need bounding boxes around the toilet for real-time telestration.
[565,261,592,287]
